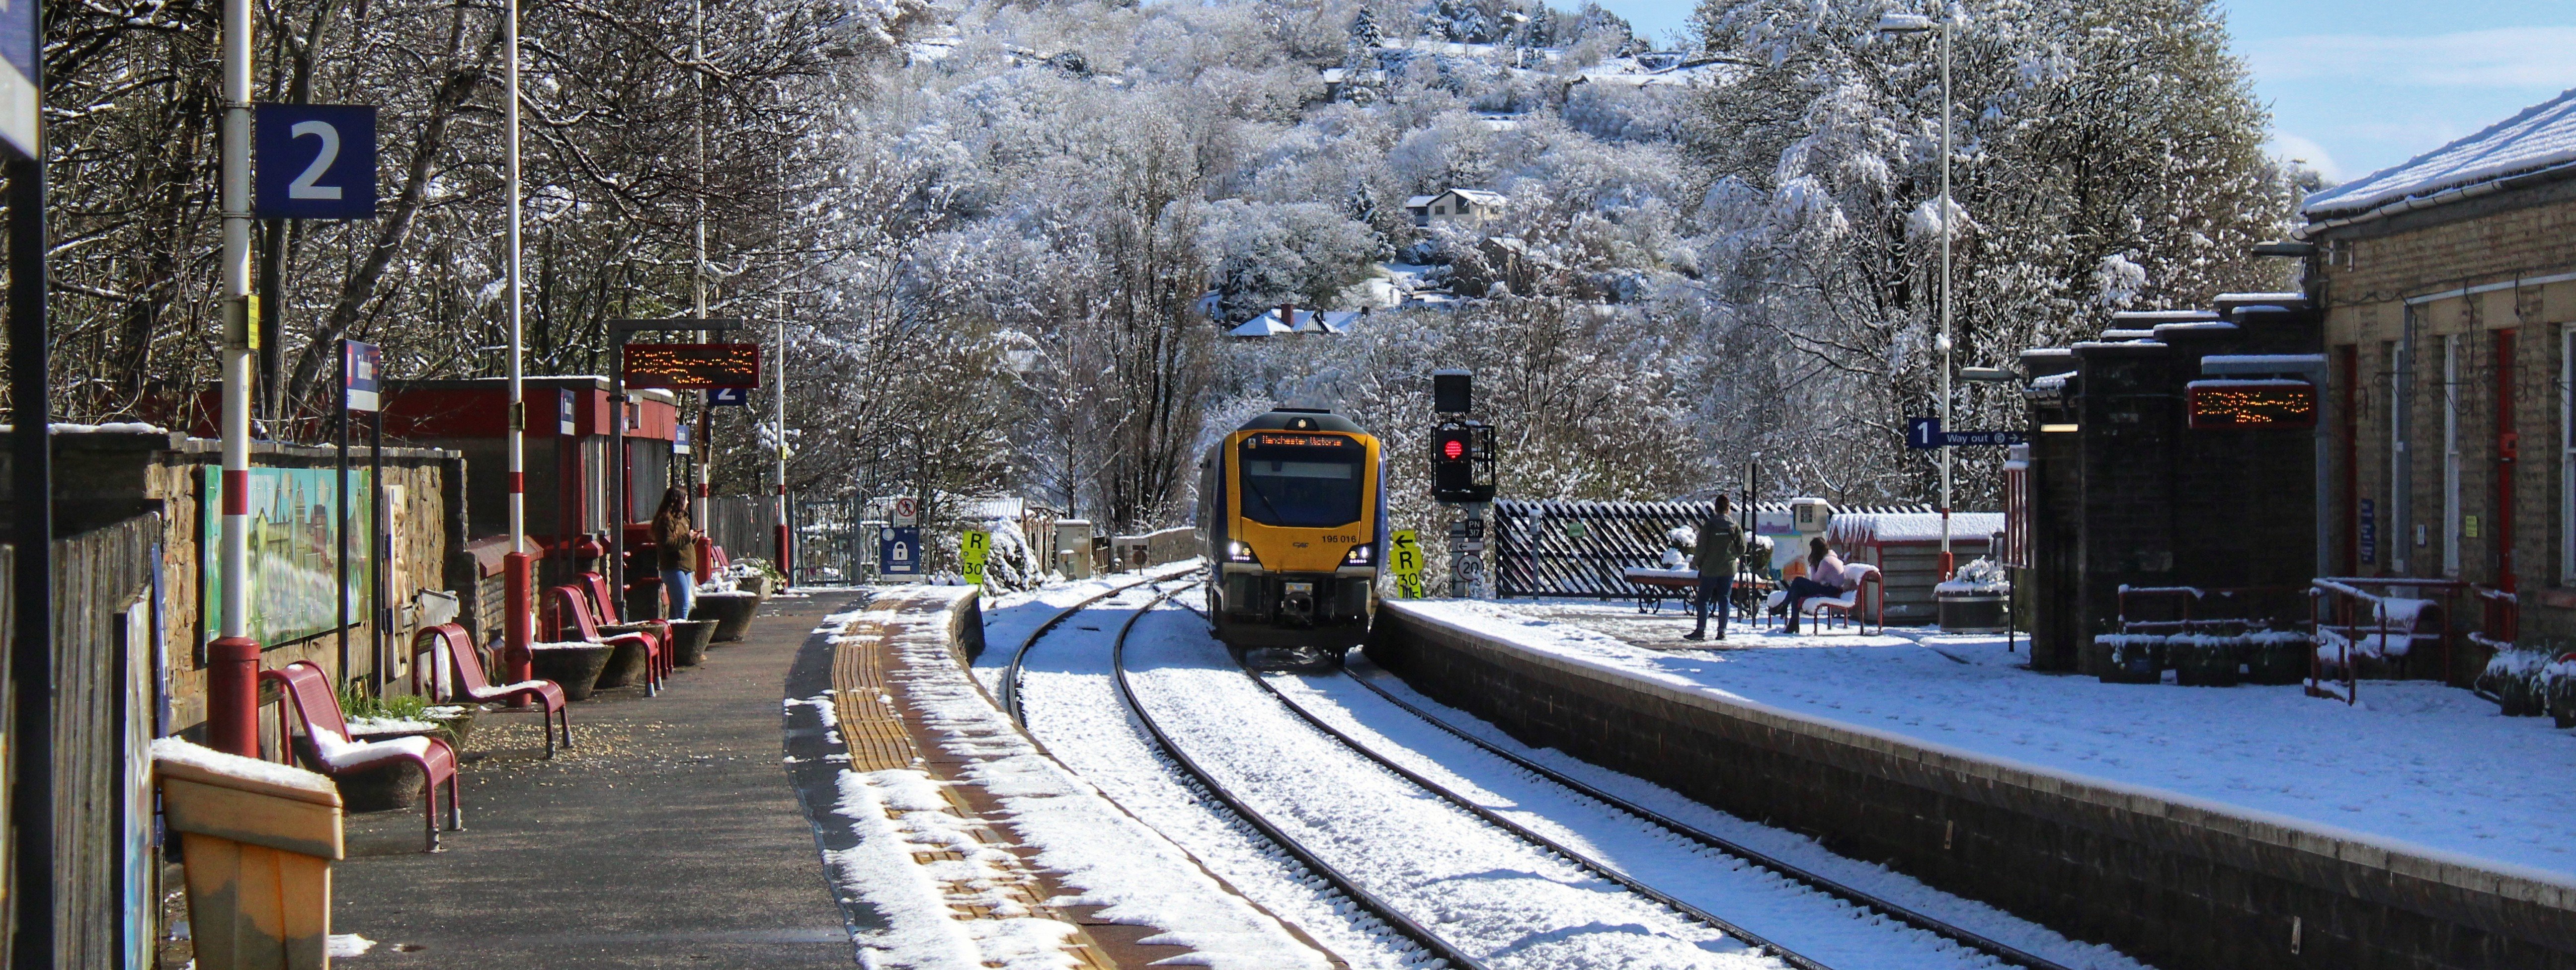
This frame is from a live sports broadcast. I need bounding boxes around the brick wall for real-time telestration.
[1370,604,2576,970]
[2316,179,2576,663]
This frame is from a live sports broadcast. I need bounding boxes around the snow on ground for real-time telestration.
[1119,602,1774,970]
[1015,584,1417,970]
[973,563,1202,696]
[866,588,1332,970]
[1399,598,2576,881]
[1324,658,2152,970]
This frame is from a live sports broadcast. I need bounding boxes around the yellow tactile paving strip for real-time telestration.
[831,601,1121,970]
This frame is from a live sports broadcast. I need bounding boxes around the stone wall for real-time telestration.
[1369,603,2576,970]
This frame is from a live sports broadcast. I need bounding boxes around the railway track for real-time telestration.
[1020,584,2079,970]
[999,569,1191,726]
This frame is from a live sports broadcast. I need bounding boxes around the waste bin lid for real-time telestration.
[153,737,341,807]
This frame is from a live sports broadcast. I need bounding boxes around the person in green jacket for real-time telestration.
[1687,495,1747,642]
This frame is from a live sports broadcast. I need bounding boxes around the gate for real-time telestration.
[1494,500,1930,599]
[793,497,865,584]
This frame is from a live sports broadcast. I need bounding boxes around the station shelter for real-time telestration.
[2297,86,2576,680]
[380,376,683,605]
[2014,296,2324,674]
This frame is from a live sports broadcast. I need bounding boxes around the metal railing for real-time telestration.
[2307,577,2464,704]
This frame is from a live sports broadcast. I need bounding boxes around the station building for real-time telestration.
[2299,88,2576,677]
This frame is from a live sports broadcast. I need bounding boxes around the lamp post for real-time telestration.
[501,0,533,684]
[1877,8,1955,578]
[208,0,262,757]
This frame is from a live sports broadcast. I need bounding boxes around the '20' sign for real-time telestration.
[255,104,378,220]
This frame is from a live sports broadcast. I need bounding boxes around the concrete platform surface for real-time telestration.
[331,592,865,968]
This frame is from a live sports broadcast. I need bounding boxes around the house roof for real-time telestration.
[2303,87,2576,219]
[1404,195,1438,209]
[1445,189,1506,207]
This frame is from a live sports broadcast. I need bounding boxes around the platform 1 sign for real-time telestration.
[1389,529,1425,598]
[1907,417,2024,448]
[880,526,922,576]
[961,529,990,586]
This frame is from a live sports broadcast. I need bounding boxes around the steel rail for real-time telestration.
[1000,568,1193,726]
[1341,669,2079,970]
[1111,592,1490,970]
[1239,668,1838,970]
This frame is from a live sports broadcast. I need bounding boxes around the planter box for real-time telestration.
[691,592,760,642]
[593,634,653,689]
[2092,634,2162,684]
[1934,592,2007,633]
[530,643,615,701]
[666,619,718,667]
[2168,635,2245,687]
[2245,634,2311,685]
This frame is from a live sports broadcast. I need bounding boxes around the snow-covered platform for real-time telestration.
[791,583,1326,970]
[1369,599,2576,970]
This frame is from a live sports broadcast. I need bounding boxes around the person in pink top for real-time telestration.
[1781,536,1847,634]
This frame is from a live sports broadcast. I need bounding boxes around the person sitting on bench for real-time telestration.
[1782,536,1847,634]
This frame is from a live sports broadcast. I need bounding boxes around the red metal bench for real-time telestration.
[578,571,674,676]
[263,661,462,851]
[552,584,665,695]
[415,623,571,757]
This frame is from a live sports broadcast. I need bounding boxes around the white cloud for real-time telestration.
[2265,132,2344,183]
[2245,27,2576,87]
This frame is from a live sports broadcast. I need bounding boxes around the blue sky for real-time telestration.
[1592,0,2576,185]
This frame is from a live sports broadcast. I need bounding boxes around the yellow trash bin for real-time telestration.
[153,738,345,970]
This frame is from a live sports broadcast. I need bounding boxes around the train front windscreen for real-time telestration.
[1237,435,1364,528]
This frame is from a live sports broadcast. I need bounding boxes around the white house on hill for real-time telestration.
[1405,189,1505,228]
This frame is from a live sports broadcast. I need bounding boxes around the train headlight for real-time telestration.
[1343,543,1373,566]
[1228,541,1258,564]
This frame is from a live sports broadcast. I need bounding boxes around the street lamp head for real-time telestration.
[1874,12,1935,33]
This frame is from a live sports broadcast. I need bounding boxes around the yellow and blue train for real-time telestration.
[1195,408,1385,665]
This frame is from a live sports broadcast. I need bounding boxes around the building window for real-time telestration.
[1456,201,1472,214]
[2387,339,2404,574]
[2563,325,2574,586]
[1434,206,1446,215]
[2444,333,2462,578]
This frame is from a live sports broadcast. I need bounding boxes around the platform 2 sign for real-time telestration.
[254,103,378,220]
[961,529,990,586]
[880,526,922,576]
[622,343,761,389]
[1389,529,1425,598]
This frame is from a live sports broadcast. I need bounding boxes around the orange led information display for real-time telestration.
[1249,434,1349,448]
[622,343,761,389]
[2188,381,2317,430]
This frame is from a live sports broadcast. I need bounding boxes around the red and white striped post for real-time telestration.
[207,0,261,757]
[500,0,532,685]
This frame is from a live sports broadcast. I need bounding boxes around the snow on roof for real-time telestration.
[1830,512,2007,546]
[1403,195,1437,209]
[1447,189,1506,206]
[2152,322,2240,334]
[2304,87,2576,218]
[2029,371,2076,391]
[1229,316,1291,337]
[2111,309,2218,322]
[2099,329,2158,340]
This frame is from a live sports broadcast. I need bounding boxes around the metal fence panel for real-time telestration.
[1495,500,1932,599]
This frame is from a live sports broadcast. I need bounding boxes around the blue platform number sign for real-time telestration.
[1905,416,1942,450]
[708,386,752,407]
[0,0,37,158]
[881,526,923,577]
[255,104,378,220]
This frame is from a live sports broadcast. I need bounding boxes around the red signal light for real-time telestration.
[1442,439,1465,460]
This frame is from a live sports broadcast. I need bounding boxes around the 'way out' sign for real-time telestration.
[255,104,378,220]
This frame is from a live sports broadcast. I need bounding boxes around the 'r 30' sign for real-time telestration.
[255,104,378,220]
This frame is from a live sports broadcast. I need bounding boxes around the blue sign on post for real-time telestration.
[880,526,922,576]
[1906,416,1942,449]
[708,386,753,407]
[0,0,36,158]
[1944,430,2028,447]
[254,104,378,220]
[341,340,381,412]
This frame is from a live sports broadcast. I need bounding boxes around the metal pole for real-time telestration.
[371,412,386,695]
[1936,16,1954,580]
[501,0,533,684]
[7,114,56,969]
[337,345,350,684]
[690,0,710,533]
[208,0,263,758]
[775,293,790,571]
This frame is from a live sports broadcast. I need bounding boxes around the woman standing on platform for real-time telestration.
[650,487,702,620]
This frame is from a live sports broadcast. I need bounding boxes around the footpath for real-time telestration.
[330,593,862,968]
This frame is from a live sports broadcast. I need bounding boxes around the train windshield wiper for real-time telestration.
[1241,477,1291,524]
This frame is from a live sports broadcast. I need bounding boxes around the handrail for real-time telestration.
[2308,578,2467,704]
